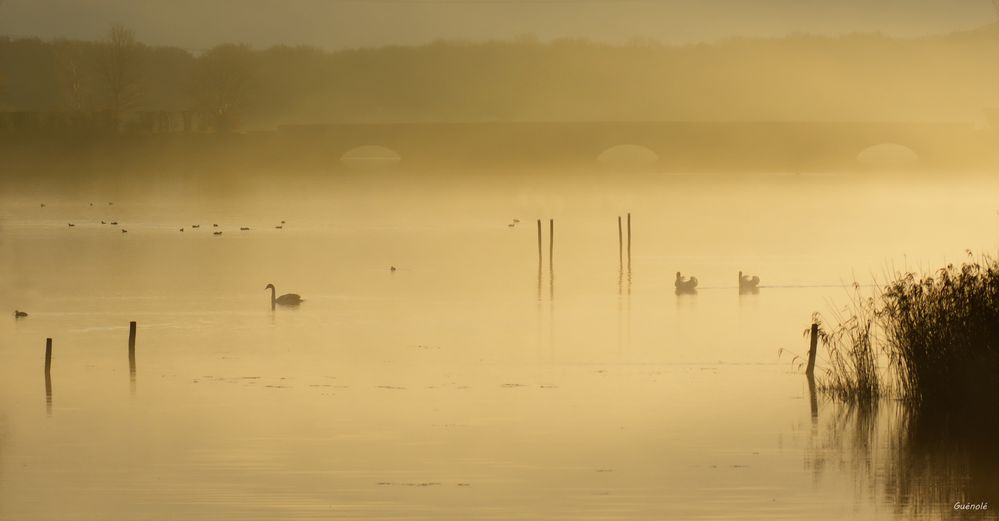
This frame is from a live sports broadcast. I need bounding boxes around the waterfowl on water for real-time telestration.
[67,223,75,227]
[179,228,184,232]
[265,283,303,307]
[192,224,200,228]
[739,271,761,292]
[121,229,128,233]
[275,225,283,229]
[14,310,28,318]
[110,221,118,225]
[101,220,107,224]
[40,203,46,208]
[390,266,397,272]
[240,227,250,231]
[213,224,219,227]
[213,231,222,236]
[675,272,699,294]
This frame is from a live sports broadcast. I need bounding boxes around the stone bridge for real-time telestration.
[277,121,993,170]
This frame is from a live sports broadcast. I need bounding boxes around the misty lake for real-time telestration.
[2,170,997,520]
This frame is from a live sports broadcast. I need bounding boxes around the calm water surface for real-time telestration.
[2,171,997,520]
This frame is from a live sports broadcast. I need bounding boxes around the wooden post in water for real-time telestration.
[618,216,623,266]
[627,213,632,268]
[128,321,137,380]
[44,338,52,374]
[805,323,819,378]
[537,219,542,266]
[44,337,52,413]
[549,219,554,270]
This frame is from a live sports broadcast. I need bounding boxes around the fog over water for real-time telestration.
[2,169,998,519]
[3,0,999,517]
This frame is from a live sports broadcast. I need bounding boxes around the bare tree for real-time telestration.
[56,44,93,111]
[96,24,143,127]
[192,44,254,132]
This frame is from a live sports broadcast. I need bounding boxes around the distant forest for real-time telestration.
[2,26,999,129]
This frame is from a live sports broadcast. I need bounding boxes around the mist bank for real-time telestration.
[2,27,999,128]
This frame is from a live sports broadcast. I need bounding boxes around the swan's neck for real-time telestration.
[269,286,276,303]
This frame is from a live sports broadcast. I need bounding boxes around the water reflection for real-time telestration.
[44,371,52,416]
[808,399,999,519]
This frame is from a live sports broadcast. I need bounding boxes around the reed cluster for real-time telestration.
[813,254,999,407]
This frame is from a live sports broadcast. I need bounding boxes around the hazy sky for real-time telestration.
[0,0,996,50]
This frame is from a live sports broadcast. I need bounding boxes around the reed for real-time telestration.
[810,253,999,408]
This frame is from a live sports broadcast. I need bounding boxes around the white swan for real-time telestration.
[266,284,303,307]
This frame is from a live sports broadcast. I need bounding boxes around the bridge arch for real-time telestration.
[339,145,402,169]
[856,143,919,169]
[597,144,660,169]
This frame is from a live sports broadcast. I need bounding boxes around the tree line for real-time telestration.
[1,25,998,130]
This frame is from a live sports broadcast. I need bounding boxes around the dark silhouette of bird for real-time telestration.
[179,228,185,232]
[675,272,699,294]
[213,224,219,227]
[739,271,761,292]
[121,229,128,233]
[213,231,222,236]
[240,227,250,231]
[14,310,28,318]
[67,223,75,227]
[101,220,107,224]
[390,266,397,272]
[110,221,118,225]
[275,225,283,229]
[40,203,46,208]
[265,284,303,307]
[192,224,200,228]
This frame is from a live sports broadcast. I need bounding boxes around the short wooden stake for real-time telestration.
[128,321,137,379]
[44,338,52,374]
[805,323,819,378]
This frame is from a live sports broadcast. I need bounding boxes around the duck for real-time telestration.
[675,272,698,294]
[213,231,222,236]
[275,225,283,229]
[390,266,397,272]
[192,224,200,229]
[240,227,250,231]
[179,228,185,232]
[121,229,128,233]
[67,223,75,227]
[739,271,761,292]
[265,284,303,307]
[110,221,118,225]
[14,310,28,318]
[40,203,46,208]
[101,220,107,225]
[213,224,219,227]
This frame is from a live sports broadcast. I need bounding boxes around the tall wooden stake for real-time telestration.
[537,219,542,267]
[627,213,632,269]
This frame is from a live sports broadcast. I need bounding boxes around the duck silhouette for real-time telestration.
[14,310,28,318]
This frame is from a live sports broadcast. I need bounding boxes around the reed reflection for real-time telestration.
[808,400,999,519]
